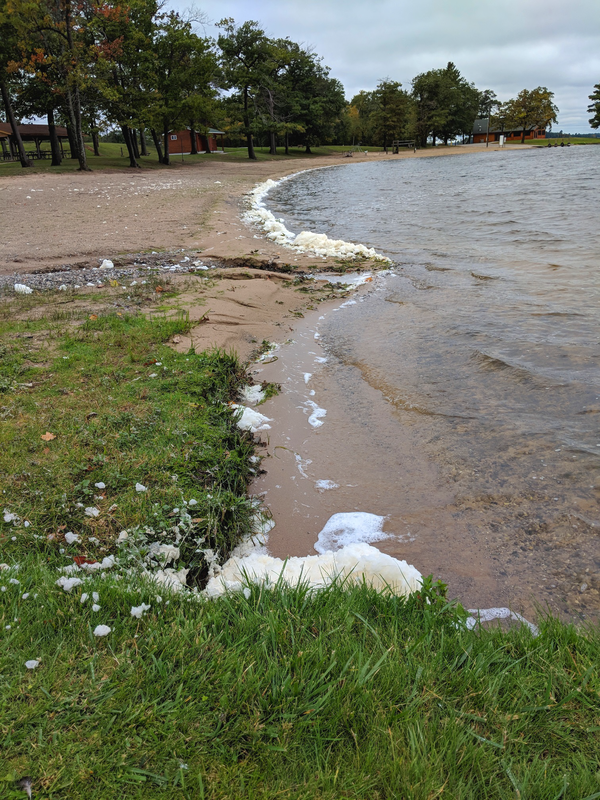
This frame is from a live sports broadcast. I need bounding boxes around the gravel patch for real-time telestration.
[0,257,215,293]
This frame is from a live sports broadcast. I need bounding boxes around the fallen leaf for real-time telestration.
[89,314,98,320]
[109,279,119,287]
[43,447,50,454]
[86,412,98,421]
[41,432,56,441]
[74,556,98,566]
[155,285,164,293]
[172,335,182,344]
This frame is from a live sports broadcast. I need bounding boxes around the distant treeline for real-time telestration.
[1,0,592,169]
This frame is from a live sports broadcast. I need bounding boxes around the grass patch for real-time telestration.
[1,575,600,798]
[532,137,600,147]
[0,307,257,586]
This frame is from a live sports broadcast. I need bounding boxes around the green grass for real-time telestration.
[1,291,600,799]
[0,296,257,585]
[0,143,371,176]
[532,137,600,147]
[1,573,600,799]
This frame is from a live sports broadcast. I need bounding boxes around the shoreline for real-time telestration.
[1,143,520,280]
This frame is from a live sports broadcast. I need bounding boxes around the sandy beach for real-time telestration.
[0,143,513,356]
[0,143,509,276]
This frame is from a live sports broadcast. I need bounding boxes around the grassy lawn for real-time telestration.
[532,137,600,146]
[0,143,370,177]
[1,288,600,799]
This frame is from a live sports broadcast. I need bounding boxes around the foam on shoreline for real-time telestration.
[244,177,391,261]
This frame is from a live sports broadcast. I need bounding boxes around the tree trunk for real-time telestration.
[190,124,197,155]
[66,122,77,160]
[47,111,62,165]
[120,125,140,168]
[162,122,170,165]
[150,128,163,163]
[0,81,31,168]
[284,131,289,155]
[90,119,100,156]
[431,135,436,147]
[130,128,140,159]
[66,87,89,170]
[139,129,148,156]
[521,127,526,144]
[243,87,256,160]
[305,144,312,154]
[269,131,277,155]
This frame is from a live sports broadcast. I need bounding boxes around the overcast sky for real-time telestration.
[169,0,600,132]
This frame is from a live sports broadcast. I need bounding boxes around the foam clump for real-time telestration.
[231,404,272,433]
[245,179,390,262]
[240,384,266,406]
[99,259,114,269]
[205,542,421,599]
[315,511,390,553]
[14,284,33,295]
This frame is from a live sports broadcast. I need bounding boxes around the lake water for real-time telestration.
[252,148,600,621]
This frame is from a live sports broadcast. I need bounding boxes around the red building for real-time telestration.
[472,118,546,143]
[167,128,226,155]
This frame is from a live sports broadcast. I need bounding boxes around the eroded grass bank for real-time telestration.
[1,292,600,800]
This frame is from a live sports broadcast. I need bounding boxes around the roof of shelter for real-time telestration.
[0,122,68,137]
[472,118,542,135]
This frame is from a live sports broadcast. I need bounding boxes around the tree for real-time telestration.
[588,83,600,129]
[7,0,92,170]
[282,49,345,153]
[371,80,410,151]
[0,0,31,167]
[90,0,159,168]
[152,12,217,165]
[347,90,376,145]
[217,19,271,160]
[504,87,558,143]
[412,63,479,146]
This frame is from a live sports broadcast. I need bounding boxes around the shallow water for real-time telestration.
[252,148,600,621]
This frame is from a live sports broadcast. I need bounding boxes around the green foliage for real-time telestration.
[411,62,480,147]
[588,82,600,129]
[502,87,559,142]
[370,79,411,148]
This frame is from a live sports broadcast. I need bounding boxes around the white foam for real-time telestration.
[303,373,312,384]
[295,454,312,479]
[304,400,326,428]
[314,512,390,553]
[205,542,421,599]
[231,405,272,433]
[245,178,390,261]
[14,284,33,294]
[240,384,266,405]
[315,480,339,491]
[466,607,539,636]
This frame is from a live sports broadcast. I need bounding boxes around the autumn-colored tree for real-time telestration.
[0,0,32,166]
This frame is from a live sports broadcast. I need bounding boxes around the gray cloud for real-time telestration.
[172,0,600,131]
